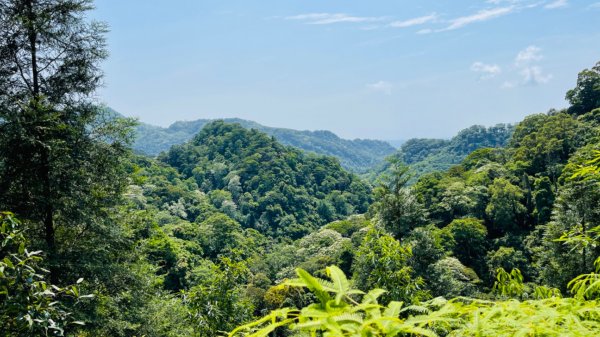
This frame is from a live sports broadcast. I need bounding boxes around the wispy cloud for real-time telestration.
[471,62,502,79]
[515,45,543,66]
[366,81,393,95]
[498,45,552,89]
[544,0,568,9]
[511,45,552,86]
[390,13,438,28]
[521,66,552,84]
[441,6,515,31]
[285,13,384,25]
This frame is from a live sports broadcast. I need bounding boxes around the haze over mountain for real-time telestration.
[130,114,397,173]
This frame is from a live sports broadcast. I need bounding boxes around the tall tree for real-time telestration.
[0,0,133,281]
[372,157,428,238]
[566,61,600,116]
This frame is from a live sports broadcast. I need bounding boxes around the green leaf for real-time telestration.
[327,265,350,305]
[296,268,332,304]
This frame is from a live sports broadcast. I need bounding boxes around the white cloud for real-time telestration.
[512,46,552,85]
[441,6,515,31]
[285,13,384,25]
[515,45,543,66]
[471,62,502,79]
[367,81,393,95]
[545,0,568,9]
[521,66,553,84]
[390,13,438,28]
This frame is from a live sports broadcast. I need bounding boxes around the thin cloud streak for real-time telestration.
[390,13,437,28]
[441,6,515,31]
[544,0,568,9]
[285,13,384,25]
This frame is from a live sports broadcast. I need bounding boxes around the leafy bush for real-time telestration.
[0,212,88,336]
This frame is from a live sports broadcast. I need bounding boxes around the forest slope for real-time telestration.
[130,115,396,173]
[366,123,515,182]
[159,121,372,238]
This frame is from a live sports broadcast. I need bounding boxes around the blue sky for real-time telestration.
[93,0,600,140]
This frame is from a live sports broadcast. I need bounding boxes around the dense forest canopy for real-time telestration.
[160,121,371,238]
[1,0,600,336]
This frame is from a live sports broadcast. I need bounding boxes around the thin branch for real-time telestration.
[37,48,67,73]
[13,51,34,95]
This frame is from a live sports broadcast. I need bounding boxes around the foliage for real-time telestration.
[566,61,600,116]
[231,265,600,337]
[186,258,254,336]
[371,158,427,237]
[352,228,430,304]
[443,218,488,268]
[229,265,449,337]
[0,0,136,284]
[0,212,88,336]
[485,178,526,235]
[428,257,480,298]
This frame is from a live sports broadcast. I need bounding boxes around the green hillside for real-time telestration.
[132,117,396,173]
[160,121,371,238]
[366,123,515,182]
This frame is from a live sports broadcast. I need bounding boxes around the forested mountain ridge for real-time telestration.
[366,123,515,182]
[130,115,396,173]
[132,110,514,180]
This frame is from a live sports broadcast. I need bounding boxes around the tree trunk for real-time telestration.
[27,0,57,283]
[26,0,39,95]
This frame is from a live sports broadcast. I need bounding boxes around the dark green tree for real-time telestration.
[485,178,526,235]
[566,61,600,116]
[532,176,554,224]
[0,0,134,281]
[372,158,428,238]
[443,218,488,268]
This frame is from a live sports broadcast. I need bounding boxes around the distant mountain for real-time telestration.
[385,139,407,149]
[130,116,396,173]
[366,124,515,182]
